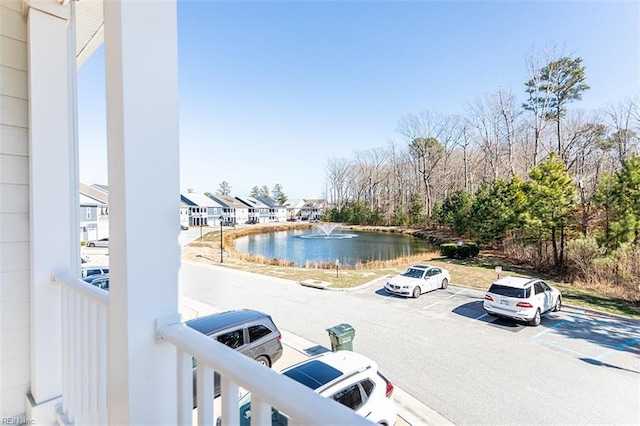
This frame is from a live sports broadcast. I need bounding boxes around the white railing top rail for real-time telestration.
[52,271,110,307]
[158,321,372,426]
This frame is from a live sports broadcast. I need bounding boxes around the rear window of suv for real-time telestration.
[488,284,531,298]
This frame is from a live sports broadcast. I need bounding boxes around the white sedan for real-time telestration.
[384,264,450,298]
[86,237,109,248]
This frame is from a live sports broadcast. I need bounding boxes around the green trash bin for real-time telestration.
[326,323,355,352]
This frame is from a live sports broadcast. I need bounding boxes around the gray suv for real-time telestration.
[186,309,283,406]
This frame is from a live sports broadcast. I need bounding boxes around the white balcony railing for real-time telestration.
[53,272,371,425]
[52,272,109,426]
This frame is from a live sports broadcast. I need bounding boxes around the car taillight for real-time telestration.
[277,334,281,340]
[516,302,533,308]
[484,294,493,301]
[385,380,394,398]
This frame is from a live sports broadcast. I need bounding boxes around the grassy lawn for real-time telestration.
[182,228,640,320]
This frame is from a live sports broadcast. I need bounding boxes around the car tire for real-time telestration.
[441,278,449,289]
[87,243,95,247]
[412,286,421,298]
[255,355,270,368]
[529,309,541,326]
[553,297,562,312]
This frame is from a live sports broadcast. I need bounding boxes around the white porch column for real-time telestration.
[25,0,78,421]
[104,0,180,424]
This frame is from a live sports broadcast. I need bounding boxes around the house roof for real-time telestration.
[210,194,248,209]
[255,197,285,209]
[285,199,306,209]
[80,183,109,204]
[235,196,270,209]
[181,193,222,208]
[80,193,102,206]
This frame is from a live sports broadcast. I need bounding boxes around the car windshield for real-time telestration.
[488,284,530,298]
[401,268,425,279]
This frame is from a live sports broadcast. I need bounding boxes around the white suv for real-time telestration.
[483,276,562,326]
[227,351,398,425]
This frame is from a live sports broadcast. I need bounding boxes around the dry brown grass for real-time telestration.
[180,224,640,317]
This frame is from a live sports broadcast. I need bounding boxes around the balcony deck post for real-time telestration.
[24,0,79,422]
[103,0,181,423]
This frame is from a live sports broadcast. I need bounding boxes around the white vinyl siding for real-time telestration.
[0,2,30,417]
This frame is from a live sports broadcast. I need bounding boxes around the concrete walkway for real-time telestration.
[181,296,453,426]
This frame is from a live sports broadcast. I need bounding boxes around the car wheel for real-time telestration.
[413,286,421,298]
[255,355,270,368]
[87,243,95,247]
[553,297,562,312]
[529,309,541,326]
[441,278,449,289]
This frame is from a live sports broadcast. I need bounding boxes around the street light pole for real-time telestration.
[219,215,224,263]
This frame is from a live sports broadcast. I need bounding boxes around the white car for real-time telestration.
[384,264,450,298]
[226,351,397,426]
[483,276,562,326]
[86,237,109,248]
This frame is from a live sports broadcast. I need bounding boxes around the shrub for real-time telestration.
[440,243,457,258]
[440,242,479,259]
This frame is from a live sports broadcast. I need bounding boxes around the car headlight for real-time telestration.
[402,285,410,289]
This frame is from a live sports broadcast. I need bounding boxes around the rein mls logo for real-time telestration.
[1,418,34,425]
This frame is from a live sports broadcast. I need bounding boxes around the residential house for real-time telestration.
[78,193,101,242]
[235,196,270,223]
[80,182,109,238]
[0,0,369,424]
[301,199,329,221]
[180,193,223,226]
[257,197,288,222]
[209,194,249,225]
[285,199,306,220]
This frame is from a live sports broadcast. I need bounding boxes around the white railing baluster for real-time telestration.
[97,304,108,426]
[251,395,272,425]
[61,285,68,414]
[88,299,98,425]
[52,272,109,426]
[196,363,214,426]
[176,349,193,425]
[73,290,81,423]
[159,322,371,426]
[220,377,239,426]
[80,295,89,425]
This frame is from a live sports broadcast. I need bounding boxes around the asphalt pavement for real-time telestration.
[180,296,452,426]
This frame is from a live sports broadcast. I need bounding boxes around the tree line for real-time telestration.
[323,48,639,292]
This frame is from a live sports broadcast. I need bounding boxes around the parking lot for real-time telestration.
[361,282,640,374]
[181,262,640,425]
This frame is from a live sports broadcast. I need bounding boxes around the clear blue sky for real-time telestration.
[77,0,640,200]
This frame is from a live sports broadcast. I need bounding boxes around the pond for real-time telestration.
[233,228,437,266]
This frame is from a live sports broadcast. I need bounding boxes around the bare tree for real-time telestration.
[607,98,640,165]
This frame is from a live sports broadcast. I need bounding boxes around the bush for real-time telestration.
[440,242,479,259]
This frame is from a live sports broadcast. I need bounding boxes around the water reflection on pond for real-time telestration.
[233,229,436,266]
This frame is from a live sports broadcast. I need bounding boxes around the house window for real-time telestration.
[86,208,91,220]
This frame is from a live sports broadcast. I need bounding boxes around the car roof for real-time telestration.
[491,276,537,288]
[409,264,431,270]
[282,351,377,391]
[185,309,270,335]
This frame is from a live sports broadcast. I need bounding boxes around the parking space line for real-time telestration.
[534,338,590,357]
[423,289,466,310]
[531,311,587,340]
[593,337,640,361]
[474,313,488,321]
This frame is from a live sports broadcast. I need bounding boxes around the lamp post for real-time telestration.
[219,215,224,263]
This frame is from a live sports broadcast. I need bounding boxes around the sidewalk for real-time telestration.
[182,297,453,426]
